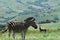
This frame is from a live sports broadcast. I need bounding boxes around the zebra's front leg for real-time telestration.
[21,31,26,40]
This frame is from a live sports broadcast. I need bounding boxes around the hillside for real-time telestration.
[0,0,60,24]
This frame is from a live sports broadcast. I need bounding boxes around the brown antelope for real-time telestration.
[39,25,46,32]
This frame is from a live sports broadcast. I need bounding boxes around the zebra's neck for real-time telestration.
[24,22,30,29]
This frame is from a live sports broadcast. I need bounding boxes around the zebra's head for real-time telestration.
[24,17,38,29]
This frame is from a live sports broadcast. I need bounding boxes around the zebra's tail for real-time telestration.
[1,26,8,33]
[2,28,8,33]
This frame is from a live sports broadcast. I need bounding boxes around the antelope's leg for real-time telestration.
[12,32,16,40]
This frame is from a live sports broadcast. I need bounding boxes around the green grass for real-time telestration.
[0,23,60,40]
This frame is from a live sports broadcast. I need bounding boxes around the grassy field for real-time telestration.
[0,23,60,40]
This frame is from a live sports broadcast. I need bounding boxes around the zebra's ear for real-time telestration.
[24,17,35,22]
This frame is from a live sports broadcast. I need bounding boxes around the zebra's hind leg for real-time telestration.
[8,30,11,40]
[12,32,16,40]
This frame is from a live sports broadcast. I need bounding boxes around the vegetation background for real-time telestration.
[0,0,60,24]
